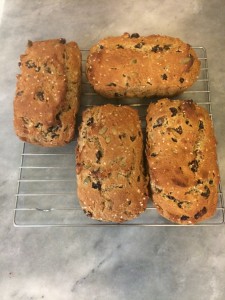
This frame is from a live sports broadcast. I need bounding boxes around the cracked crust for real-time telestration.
[86,33,200,98]
[146,98,220,224]
[76,104,148,223]
[14,38,81,146]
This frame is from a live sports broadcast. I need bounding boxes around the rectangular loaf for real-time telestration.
[146,98,220,224]
[14,38,81,146]
[86,33,200,98]
[76,104,148,223]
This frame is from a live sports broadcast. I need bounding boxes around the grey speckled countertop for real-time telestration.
[0,1,225,299]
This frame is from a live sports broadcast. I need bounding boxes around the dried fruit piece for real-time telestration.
[106,82,117,87]
[130,136,136,142]
[161,74,168,80]
[87,117,94,126]
[27,40,33,47]
[181,215,189,221]
[134,42,144,49]
[130,33,140,38]
[36,91,45,101]
[92,181,101,190]
[151,45,163,53]
[174,126,183,134]
[83,209,93,217]
[201,186,210,199]
[188,159,199,172]
[199,120,204,130]
[34,122,42,128]
[153,117,165,128]
[170,107,178,117]
[25,60,37,68]
[163,44,171,50]
[119,133,126,139]
[16,91,24,96]
[96,150,103,163]
[150,153,157,157]
[194,207,207,219]
[59,38,66,44]
[114,93,123,97]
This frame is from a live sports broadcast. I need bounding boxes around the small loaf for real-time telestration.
[14,38,81,146]
[146,98,220,224]
[86,33,200,98]
[76,104,148,223]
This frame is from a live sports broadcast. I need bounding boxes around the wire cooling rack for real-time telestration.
[14,47,225,227]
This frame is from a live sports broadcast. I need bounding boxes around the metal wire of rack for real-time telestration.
[14,47,225,227]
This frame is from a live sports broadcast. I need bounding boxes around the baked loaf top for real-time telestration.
[146,98,220,224]
[14,38,81,146]
[76,104,148,223]
[86,33,200,98]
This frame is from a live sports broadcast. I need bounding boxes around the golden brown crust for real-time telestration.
[86,33,200,98]
[76,104,148,223]
[14,38,81,146]
[146,98,220,224]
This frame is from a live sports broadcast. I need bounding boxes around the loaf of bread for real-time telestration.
[76,104,148,222]
[86,33,200,99]
[146,98,220,224]
[14,38,81,146]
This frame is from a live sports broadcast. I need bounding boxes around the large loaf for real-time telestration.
[86,33,200,98]
[146,98,220,224]
[14,38,81,147]
[76,104,148,222]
